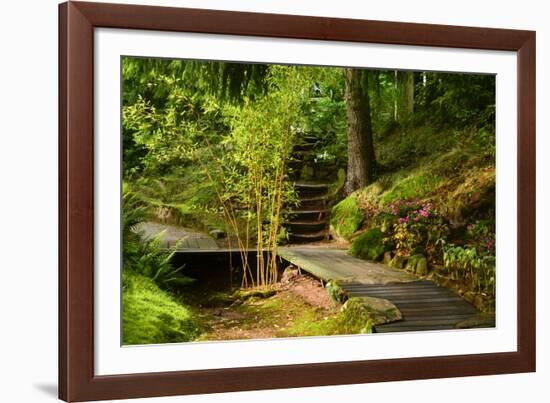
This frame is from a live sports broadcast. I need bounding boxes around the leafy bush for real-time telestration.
[349,227,387,261]
[330,196,364,240]
[123,186,195,289]
[378,200,449,260]
[466,220,495,254]
[444,244,495,296]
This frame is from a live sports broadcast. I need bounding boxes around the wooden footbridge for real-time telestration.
[277,247,483,333]
[141,221,486,333]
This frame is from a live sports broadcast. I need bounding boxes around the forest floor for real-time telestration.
[177,269,344,341]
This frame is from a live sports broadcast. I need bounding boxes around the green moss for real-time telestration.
[326,280,347,304]
[284,297,374,336]
[330,196,364,240]
[349,227,387,261]
[443,166,495,222]
[233,288,277,301]
[122,270,201,345]
[328,168,346,195]
[337,297,375,333]
[379,172,442,205]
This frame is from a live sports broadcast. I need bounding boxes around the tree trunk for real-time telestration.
[344,68,376,194]
[396,71,414,121]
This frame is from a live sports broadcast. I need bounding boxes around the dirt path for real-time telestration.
[183,271,339,341]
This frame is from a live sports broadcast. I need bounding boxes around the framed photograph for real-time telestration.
[59,1,536,401]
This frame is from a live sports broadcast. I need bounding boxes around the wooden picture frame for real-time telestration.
[59,1,536,401]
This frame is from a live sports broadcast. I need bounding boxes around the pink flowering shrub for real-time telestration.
[376,200,449,259]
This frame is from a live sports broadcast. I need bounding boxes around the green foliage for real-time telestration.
[283,297,374,336]
[122,57,496,306]
[415,72,495,128]
[330,196,364,240]
[383,200,449,259]
[297,68,348,171]
[122,66,229,176]
[122,183,148,240]
[209,66,310,286]
[349,227,387,261]
[123,186,195,289]
[444,244,495,295]
[122,270,201,345]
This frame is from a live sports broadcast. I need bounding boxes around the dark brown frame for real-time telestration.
[59,1,536,401]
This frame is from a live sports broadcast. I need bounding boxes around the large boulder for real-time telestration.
[349,227,387,261]
[340,296,402,332]
[330,196,364,240]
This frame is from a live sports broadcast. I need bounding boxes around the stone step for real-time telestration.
[295,183,330,198]
[288,207,331,214]
[288,230,329,243]
[292,143,316,152]
[282,178,334,244]
[294,182,330,190]
[291,149,317,158]
[287,209,331,222]
[297,196,330,210]
[286,220,329,233]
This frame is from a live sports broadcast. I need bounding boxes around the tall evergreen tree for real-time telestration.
[343,68,376,194]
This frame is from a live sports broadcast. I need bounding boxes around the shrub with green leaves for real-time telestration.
[380,200,449,260]
[330,196,364,240]
[349,227,387,261]
[123,186,195,289]
[444,244,495,296]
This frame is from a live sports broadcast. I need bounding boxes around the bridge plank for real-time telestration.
[277,247,486,333]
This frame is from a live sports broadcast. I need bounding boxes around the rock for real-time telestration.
[326,280,347,304]
[473,294,485,310]
[281,265,299,283]
[329,225,345,242]
[383,251,393,265]
[209,229,226,239]
[406,254,428,276]
[330,196,364,240]
[230,299,243,307]
[416,257,428,276]
[341,296,402,325]
[390,255,408,269]
[349,227,386,261]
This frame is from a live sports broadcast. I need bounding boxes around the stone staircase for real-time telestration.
[285,135,335,243]
[286,182,331,243]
